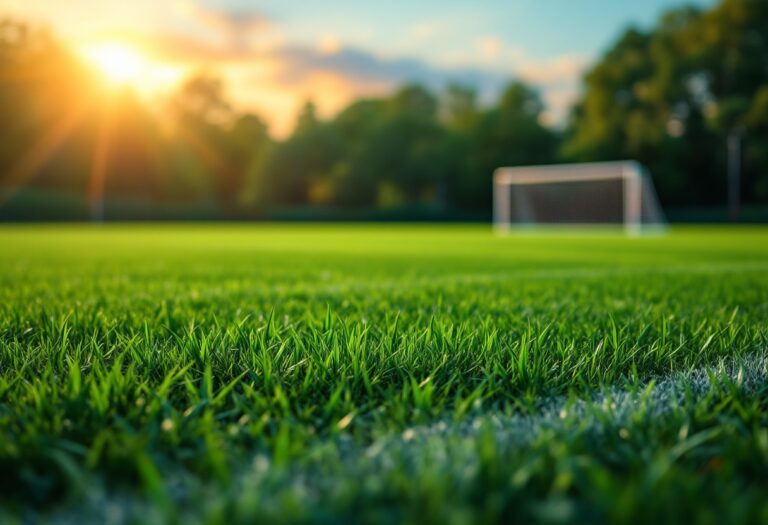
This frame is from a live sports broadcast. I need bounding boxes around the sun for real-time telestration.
[83,42,146,85]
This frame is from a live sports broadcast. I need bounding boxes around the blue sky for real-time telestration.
[241,0,714,59]
[1,0,716,135]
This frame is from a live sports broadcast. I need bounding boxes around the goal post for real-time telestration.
[493,161,665,235]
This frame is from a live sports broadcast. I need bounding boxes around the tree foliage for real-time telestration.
[565,0,768,205]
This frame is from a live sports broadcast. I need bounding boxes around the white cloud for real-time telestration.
[476,36,502,60]
[316,34,342,56]
[408,21,445,40]
[516,54,589,87]
[173,0,270,45]
[515,54,589,126]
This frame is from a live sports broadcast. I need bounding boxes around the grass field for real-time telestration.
[1,224,768,524]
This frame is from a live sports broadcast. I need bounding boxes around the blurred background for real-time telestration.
[0,0,766,222]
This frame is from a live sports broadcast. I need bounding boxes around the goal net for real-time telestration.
[493,161,665,234]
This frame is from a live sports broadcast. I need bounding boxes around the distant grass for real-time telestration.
[1,224,767,524]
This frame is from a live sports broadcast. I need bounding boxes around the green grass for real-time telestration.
[1,224,767,524]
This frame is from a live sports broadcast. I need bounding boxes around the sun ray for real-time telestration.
[0,102,88,207]
[87,106,114,222]
[174,122,234,175]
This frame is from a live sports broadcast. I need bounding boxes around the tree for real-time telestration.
[387,84,438,118]
[169,73,268,211]
[564,0,768,207]
[441,85,479,132]
[225,114,271,206]
[171,74,231,126]
[345,112,458,208]
[253,100,344,207]
[461,82,559,210]
[326,99,387,207]
[0,18,101,196]
[338,85,462,209]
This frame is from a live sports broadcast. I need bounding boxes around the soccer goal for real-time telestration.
[493,161,665,235]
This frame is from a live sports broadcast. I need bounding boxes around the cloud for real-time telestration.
[316,35,342,56]
[260,44,588,127]
[174,0,269,33]
[476,36,503,60]
[173,0,271,50]
[539,87,579,126]
[408,21,446,41]
[265,45,507,101]
[248,44,589,134]
[106,15,588,135]
[516,54,588,87]
[515,54,589,125]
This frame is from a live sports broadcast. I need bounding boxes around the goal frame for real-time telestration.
[493,161,659,235]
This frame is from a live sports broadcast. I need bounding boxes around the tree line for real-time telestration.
[0,0,766,219]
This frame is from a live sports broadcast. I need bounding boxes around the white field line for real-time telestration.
[234,353,768,490]
[361,353,768,453]
[38,353,767,525]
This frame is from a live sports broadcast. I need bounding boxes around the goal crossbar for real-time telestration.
[495,161,640,185]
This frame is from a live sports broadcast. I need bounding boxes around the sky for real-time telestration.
[0,0,715,136]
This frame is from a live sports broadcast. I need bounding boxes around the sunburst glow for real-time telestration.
[83,43,146,85]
